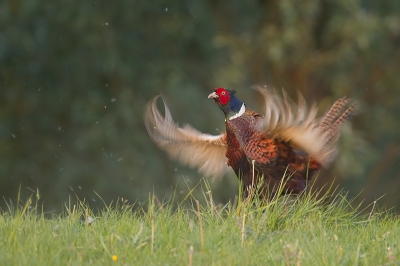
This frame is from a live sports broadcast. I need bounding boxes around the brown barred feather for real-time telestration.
[322,101,357,145]
[318,97,350,131]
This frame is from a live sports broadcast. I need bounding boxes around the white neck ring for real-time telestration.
[229,104,245,120]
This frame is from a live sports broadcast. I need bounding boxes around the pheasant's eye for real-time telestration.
[221,91,226,95]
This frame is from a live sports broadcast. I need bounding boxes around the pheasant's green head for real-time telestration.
[208,88,245,120]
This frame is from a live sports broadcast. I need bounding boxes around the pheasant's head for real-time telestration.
[208,88,245,120]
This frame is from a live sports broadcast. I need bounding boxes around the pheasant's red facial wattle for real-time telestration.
[215,88,230,105]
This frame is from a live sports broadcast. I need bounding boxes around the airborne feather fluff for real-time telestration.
[145,87,356,200]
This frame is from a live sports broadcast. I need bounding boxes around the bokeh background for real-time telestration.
[1,0,399,212]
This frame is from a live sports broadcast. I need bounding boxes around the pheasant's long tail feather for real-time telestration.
[318,97,350,132]
[322,101,357,145]
[315,98,357,164]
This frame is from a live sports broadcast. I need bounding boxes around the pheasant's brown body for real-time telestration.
[145,87,356,201]
[225,107,321,199]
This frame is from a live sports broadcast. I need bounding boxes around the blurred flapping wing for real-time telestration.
[254,87,327,164]
[145,96,229,179]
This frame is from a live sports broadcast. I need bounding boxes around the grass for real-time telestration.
[0,181,399,266]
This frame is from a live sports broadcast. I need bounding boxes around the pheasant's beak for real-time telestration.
[208,92,219,103]
[208,92,219,99]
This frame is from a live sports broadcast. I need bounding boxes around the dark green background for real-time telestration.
[1,0,399,212]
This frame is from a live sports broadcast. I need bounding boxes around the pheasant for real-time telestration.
[145,87,356,200]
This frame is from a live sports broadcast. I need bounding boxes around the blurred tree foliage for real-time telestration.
[1,0,399,212]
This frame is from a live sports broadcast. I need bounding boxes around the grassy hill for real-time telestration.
[1,182,399,265]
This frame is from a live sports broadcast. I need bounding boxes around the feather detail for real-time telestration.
[145,95,230,179]
[253,87,355,166]
[319,98,357,142]
[254,87,324,160]
[318,97,350,131]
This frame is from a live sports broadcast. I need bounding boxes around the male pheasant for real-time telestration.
[145,87,356,200]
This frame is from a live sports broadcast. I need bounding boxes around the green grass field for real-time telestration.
[1,182,399,266]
